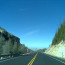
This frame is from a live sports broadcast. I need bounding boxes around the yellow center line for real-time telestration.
[28,52,38,65]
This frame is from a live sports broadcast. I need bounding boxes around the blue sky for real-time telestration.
[0,0,65,50]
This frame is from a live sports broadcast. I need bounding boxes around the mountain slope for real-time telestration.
[0,27,20,55]
[45,19,65,58]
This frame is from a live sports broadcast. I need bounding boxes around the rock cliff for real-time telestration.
[0,27,20,55]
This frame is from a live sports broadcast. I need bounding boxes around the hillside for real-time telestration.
[52,19,65,45]
[45,40,65,58]
[0,27,32,55]
[0,27,20,55]
[45,19,65,58]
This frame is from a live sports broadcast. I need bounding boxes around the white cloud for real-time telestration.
[23,30,39,37]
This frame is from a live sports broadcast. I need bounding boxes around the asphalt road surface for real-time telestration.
[0,52,65,65]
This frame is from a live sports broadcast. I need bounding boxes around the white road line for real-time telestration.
[0,53,30,62]
[0,56,21,62]
[46,54,65,64]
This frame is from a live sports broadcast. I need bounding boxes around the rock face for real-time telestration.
[45,40,65,58]
[0,27,20,43]
[0,27,20,55]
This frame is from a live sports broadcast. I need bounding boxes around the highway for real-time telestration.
[0,52,65,65]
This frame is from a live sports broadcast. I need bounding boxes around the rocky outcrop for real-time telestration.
[0,27,20,43]
[45,40,65,58]
[0,27,20,55]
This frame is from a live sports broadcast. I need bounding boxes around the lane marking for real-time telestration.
[0,53,31,62]
[28,52,38,65]
[46,54,65,64]
[0,56,22,62]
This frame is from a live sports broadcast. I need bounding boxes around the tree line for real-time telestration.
[52,19,65,45]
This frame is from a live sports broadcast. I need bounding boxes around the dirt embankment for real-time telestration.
[45,40,65,58]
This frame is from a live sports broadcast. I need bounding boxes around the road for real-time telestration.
[0,52,65,65]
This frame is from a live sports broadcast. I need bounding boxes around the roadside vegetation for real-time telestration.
[52,19,65,45]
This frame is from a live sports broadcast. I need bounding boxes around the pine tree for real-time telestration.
[52,19,65,45]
